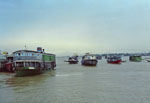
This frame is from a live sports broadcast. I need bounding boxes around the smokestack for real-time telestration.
[37,47,42,52]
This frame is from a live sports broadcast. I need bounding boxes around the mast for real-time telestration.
[24,44,27,50]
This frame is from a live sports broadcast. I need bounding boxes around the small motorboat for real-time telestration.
[65,56,78,64]
[107,56,122,64]
[147,60,150,62]
[129,56,142,62]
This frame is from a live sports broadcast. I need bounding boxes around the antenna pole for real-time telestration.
[25,44,27,49]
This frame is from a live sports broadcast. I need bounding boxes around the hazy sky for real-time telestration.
[0,0,150,56]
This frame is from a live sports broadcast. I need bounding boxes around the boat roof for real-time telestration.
[14,60,42,62]
[108,56,121,59]
[13,50,55,56]
[7,54,13,57]
[130,55,141,57]
[84,54,96,56]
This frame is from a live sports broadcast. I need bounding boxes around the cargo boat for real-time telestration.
[13,47,56,76]
[81,53,98,66]
[107,56,122,64]
[129,56,142,62]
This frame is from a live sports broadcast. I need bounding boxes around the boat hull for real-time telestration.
[130,59,142,62]
[107,60,121,64]
[81,60,97,66]
[15,69,43,77]
[15,66,55,77]
[68,60,78,64]
[5,63,14,72]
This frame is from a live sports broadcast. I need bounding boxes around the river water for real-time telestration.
[0,57,150,103]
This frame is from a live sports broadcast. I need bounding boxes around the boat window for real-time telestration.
[25,53,27,56]
[30,62,35,67]
[28,53,30,56]
[18,53,21,56]
[16,62,23,67]
[21,53,23,56]
[25,62,29,67]
[28,53,31,56]
[39,54,42,57]
[35,62,39,67]
[15,53,18,56]
[22,53,25,56]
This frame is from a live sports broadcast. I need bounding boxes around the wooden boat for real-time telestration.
[81,53,98,66]
[65,56,78,64]
[129,56,142,62]
[13,47,56,77]
[107,56,122,64]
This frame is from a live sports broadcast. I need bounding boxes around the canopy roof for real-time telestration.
[13,50,55,56]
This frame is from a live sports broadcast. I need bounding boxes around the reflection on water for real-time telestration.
[6,71,56,87]
[0,71,56,103]
[0,57,150,103]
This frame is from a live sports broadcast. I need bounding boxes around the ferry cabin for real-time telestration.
[82,55,97,60]
[13,50,56,71]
